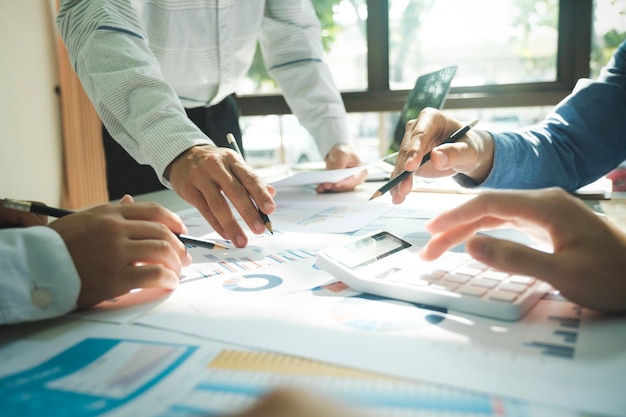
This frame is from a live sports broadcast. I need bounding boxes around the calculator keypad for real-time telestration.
[369,251,550,319]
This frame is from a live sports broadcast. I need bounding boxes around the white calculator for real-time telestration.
[316,231,552,321]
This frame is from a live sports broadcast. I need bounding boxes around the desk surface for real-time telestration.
[3,183,626,417]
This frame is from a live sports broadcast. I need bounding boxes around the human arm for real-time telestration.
[56,1,276,247]
[47,201,192,309]
[419,188,626,314]
[391,40,626,204]
[260,1,366,192]
[0,201,192,325]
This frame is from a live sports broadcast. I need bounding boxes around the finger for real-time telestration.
[428,142,473,171]
[232,163,276,217]
[130,236,186,268]
[424,191,537,234]
[116,202,188,234]
[465,235,557,279]
[315,168,368,193]
[121,263,181,290]
[215,156,275,237]
[199,184,249,248]
[419,215,509,261]
[124,222,191,266]
[119,194,134,204]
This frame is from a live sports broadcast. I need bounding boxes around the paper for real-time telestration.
[134,189,624,416]
[269,166,366,188]
[0,321,217,417]
[1,322,574,417]
[137,284,626,417]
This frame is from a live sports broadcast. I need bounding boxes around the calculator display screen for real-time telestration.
[326,232,411,270]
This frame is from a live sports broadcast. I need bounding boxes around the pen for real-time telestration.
[369,119,479,200]
[1,198,227,250]
[226,132,274,234]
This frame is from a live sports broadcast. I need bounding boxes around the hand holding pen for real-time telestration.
[1,197,193,310]
[370,118,479,201]
[2,198,227,250]
[227,133,273,234]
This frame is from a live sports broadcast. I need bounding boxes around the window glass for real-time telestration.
[388,0,559,89]
[237,0,367,96]
[591,0,626,77]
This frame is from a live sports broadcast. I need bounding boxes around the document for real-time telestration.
[137,283,626,417]
[269,166,366,188]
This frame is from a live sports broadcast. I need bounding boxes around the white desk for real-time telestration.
[2,182,625,417]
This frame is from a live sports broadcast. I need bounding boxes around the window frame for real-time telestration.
[237,0,592,115]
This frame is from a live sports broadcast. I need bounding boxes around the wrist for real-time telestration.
[462,130,494,184]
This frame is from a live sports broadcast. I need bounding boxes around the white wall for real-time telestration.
[0,1,63,206]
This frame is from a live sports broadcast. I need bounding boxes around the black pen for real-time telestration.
[369,119,479,200]
[226,133,274,234]
[1,198,227,250]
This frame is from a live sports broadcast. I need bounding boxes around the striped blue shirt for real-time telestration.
[57,0,351,185]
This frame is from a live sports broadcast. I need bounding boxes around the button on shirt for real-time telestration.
[56,0,352,186]
[0,227,80,325]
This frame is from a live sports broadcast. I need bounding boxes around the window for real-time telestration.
[240,0,624,165]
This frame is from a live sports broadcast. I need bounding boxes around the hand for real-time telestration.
[390,108,494,204]
[166,145,276,248]
[0,199,48,227]
[419,188,626,314]
[232,388,358,417]
[316,144,368,193]
[48,201,192,309]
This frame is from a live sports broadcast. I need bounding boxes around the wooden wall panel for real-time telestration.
[56,33,108,208]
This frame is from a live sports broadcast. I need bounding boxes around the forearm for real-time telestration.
[471,80,626,190]
[57,0,211,185]
[261,3,352,157]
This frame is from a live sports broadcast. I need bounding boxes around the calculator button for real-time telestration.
[467,261,489,270]
[498,283,528,293]
[425,269,447,279]
[481,270,509,281]
[508,275,535,285]
[469,278,498,289]
[442,274,471,284]
[430,281,459,291]
[458,285,488,297]
[489,290,518,302]
[455,266,482,277]
[417,273,442,283]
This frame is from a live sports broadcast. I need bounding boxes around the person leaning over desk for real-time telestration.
[388,38,626,314]
[55,0,367,249]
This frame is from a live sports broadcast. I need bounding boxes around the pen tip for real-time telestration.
[369,191,381,201]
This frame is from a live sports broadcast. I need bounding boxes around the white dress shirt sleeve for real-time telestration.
[261,1,353,157]
[0,227,81,325]
[56,0,212,186]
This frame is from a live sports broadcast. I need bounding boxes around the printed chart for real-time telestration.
[0,338,198,417]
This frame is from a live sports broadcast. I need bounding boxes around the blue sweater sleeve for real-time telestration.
[478,40,626,191]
